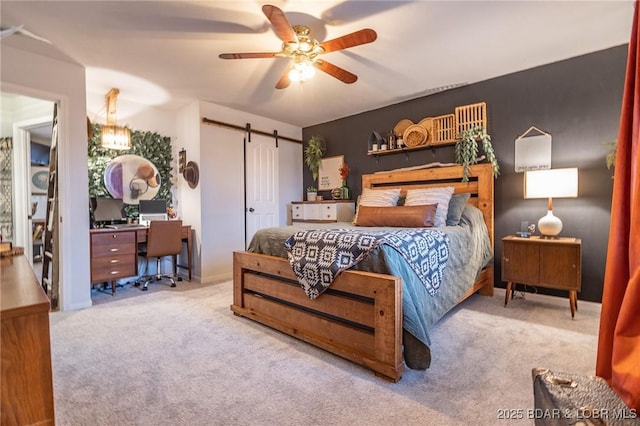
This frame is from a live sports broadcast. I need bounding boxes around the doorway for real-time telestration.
[0,91,54,280]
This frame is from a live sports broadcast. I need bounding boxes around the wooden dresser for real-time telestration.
[291,200,355,223]
[1,255,55,425]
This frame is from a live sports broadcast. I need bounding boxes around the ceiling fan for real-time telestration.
[0,24,51,44]
[219,4,377,89]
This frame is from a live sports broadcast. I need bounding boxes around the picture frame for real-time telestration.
[31,194,47,220]
[318,155,344,191]
[30,166,49,194]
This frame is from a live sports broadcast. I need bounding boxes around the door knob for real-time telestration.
[248,207,255,212]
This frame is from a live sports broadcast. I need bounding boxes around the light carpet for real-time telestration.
[50,281,601,426]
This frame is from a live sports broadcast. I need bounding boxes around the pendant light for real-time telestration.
[101,88,131,150]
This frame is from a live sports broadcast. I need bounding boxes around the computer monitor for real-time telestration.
[139,199,167,214]
[91,197,125,223]
[139,199,168,225]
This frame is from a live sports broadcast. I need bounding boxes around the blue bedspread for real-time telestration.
[284,228,449,299]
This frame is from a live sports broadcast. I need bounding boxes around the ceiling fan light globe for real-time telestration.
[288,68,302,82]
[298,40,311,52]
[302,65,315,80]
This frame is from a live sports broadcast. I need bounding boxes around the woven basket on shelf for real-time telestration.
[393,119,414,136]
[418,118,434,141]
[403,124,428,147]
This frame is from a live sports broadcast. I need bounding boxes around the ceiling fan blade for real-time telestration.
[320,28,377,53]
[262,4,297,42]
[1,24,51,44]
[275,64,293,89]
[313,60,357,84]
[219,52,279,59]
[1,25,23,39]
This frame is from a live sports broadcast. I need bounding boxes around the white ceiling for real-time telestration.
[1,1,634,128]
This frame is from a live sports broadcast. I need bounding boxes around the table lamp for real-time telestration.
[524,168,578,237]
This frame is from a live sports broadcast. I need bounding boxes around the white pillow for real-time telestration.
[359,188,401,207]
[353,188,401,224]
[404,187,455,227]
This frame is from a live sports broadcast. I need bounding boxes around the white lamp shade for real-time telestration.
[524,168,578,199]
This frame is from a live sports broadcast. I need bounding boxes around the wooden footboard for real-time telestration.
[232,251,404,381]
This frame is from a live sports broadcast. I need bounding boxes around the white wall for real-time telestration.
[175,100,302,283]
[1,45,91,311]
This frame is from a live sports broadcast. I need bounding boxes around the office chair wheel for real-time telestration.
[171,283,176,288]
[177,277,183,282]
[142,286,149,291]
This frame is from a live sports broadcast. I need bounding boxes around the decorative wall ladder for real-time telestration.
[41,103,59,310]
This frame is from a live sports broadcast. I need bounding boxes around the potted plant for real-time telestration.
[304,135,326,181]
[455,126,500,182]
[306,186,318,201]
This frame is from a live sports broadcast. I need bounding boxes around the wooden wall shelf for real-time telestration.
[367,140,455,157]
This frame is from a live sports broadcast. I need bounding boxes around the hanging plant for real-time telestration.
[455,126,500,182]
[304,135,326,181]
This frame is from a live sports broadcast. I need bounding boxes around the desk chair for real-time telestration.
[137,220,183,291]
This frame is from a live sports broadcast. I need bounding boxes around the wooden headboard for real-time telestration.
[361,163,495,249]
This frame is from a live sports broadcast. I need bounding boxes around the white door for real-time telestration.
[245,134,278,247]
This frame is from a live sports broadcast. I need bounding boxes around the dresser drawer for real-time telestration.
[308,203,336,220]
[90,253,137,282]
[292,204,303,220]
[91,231,136,256]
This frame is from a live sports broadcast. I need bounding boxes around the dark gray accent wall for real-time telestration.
[303,45,627,303]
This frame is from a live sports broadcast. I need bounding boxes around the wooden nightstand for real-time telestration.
[502,235,582,318]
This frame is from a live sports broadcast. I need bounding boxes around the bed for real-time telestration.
[231,163,494,382]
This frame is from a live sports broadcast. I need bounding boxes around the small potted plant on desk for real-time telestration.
[306,186,318,201]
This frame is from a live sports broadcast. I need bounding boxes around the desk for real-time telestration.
[90,224,192,294]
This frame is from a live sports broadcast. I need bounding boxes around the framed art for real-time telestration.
[318,155,344,191]
[514,126,552,172]
[30,166,49,194]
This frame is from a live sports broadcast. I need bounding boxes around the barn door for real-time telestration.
[245,134,278,248]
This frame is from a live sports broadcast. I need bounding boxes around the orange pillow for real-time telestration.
[354,204,437,227]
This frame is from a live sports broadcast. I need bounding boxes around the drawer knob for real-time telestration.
[109,248,119,252]
[109,259,119,264]
[112,234,118,239]
[110,270,120,275]
[504,257,510,262]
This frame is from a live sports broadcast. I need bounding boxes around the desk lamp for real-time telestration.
[524,168,578,237]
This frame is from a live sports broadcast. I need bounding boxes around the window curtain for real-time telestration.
[596,0,640,410]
